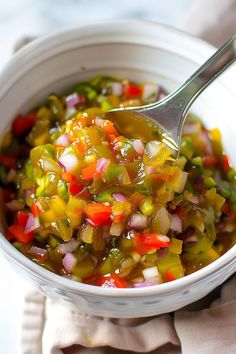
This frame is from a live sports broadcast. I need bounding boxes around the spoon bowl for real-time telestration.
[107,35,236,153]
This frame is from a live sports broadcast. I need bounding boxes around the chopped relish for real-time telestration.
[1,76,236,288]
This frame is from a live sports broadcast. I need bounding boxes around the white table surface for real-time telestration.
[0,1,197,353]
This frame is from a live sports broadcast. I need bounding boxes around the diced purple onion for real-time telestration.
[158,248,168,259]
[6,200,24,212]
[183,124,200,135]
[146,166,156,174]
[94,117,104,127]
[25,214,41,233]
[112,193,127,201]
[55,133,70,147]
[170,214,182,233]
[65,92,81,107]
[62,252,77,273]
[86,218,96,227]
[29,246,47,258]
[96,158,110,174]
[132,139,144,155]
[199,131,213,155]
[133,280,157,288]
[128,213,148,230]
[58,154,78,172]
[23,189,33,198]
[57,239,79,255]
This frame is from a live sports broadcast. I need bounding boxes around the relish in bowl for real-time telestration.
[1,76,236,288]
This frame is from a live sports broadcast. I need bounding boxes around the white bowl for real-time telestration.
[0,21,235,318]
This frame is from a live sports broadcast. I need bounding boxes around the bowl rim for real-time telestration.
[0,20,236,297]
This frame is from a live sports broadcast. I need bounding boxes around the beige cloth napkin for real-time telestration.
[17,1,236,353]
[21,276,236,354]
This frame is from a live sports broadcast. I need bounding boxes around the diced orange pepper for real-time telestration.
[81,163,98,181]
[62,172,77,183]
[31,203,40,217]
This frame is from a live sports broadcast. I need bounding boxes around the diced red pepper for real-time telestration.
[202,156,218,167]
[81,163,98,182]
[97,274,127,288]
[17,212,29,226]
[12,113,37,137]
[164,271,176,282]
[78,188,92,200]
[134,233,170,255]
[68,183,84,196]
[8,223,34,243]
[123,83,142,98]
[84,202,112,226]
[221,155,231,172]
[0,155,16,169]
[31,203,40,217]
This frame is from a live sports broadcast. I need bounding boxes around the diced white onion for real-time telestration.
[128,213,148,230]
[142,266,159,280]
[170,214,183,233]
[110,222,123,236]
[29,246,47,258]
[55,133,71,147]
[108,82,123,96]
[142,83,159,102]
[58,154,79,173]
[57,240,79,255]
[25,214,40,233]
[157,235,170,243]
[145,141,162,159]
[132,139,144,155]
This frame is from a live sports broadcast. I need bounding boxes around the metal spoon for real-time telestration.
[106,35,236,153]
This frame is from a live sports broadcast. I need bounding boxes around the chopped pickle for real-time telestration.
[3,75,236,288]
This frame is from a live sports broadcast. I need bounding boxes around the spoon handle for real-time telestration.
[143,35,236,147]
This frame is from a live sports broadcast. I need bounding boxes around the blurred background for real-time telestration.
[0,0,197,68]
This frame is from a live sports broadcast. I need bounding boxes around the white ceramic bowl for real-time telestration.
[0,21,236,318]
